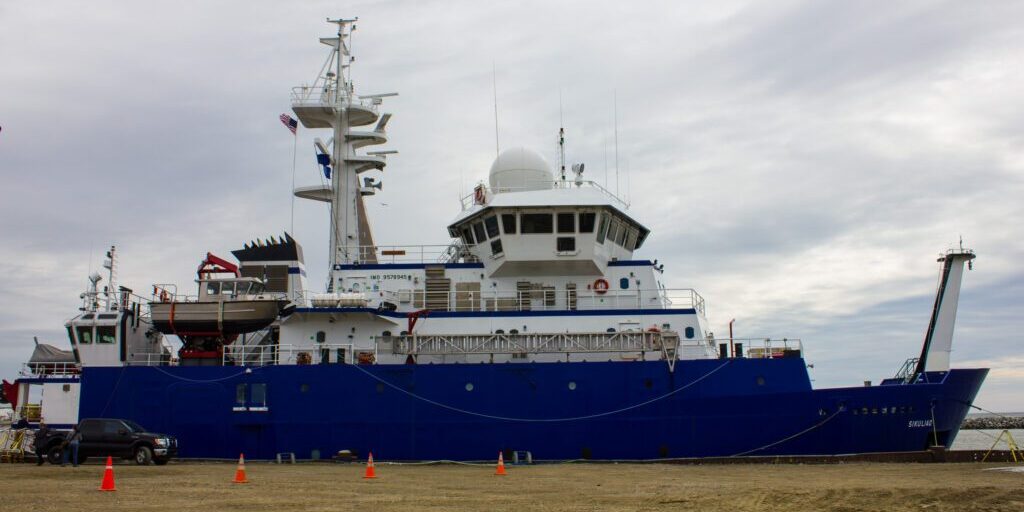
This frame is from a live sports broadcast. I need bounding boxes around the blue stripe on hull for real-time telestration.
[77,360,986,460]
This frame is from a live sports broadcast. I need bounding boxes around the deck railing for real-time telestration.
[223,343,360,366]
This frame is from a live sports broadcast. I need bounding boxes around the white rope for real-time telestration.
[730,408,843,457]
[349,359,732,423]
[150,365,259,383]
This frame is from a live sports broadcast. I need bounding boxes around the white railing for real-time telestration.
[223,343,359,366]
[720,338,803,359]
[125,353,175,366]
[339,244,468,265]
[385,331,680,356]
[290,86,379,113]
[459,180,628,210]
[362,287,705,315]
[20,362,80,377]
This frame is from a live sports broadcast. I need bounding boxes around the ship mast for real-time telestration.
[291,18,396,290]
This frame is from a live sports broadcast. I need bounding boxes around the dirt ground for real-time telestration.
[1,461,1021,511]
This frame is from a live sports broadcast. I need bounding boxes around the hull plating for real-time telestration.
[77,359,987,460]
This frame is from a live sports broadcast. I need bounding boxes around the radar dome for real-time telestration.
[488,147,553,192]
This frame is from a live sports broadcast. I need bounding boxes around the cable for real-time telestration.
[150,365,259,383]
[730,408,843,457]
[350,359,732,423]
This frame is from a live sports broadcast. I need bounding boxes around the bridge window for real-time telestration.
[608,219,621,246]
[521,213,553,234]
[579,213,596,233]
[626,228,638,250]
[557,213,576,233]
[484,216,500,238]
[596,213,610,243]
[501,214,517,234]
[616,222,629,246]
[76,326,93,344]
[557,237,575,252]
[461,227,475,246]
[472,221,488,242]
[97,326,116,344]
[206,281,221,296]
[490,239,504,256]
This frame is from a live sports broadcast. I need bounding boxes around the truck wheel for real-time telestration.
[134,446,153,465]
[46,446,63,465]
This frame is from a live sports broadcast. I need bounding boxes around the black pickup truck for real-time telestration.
[39,418,178,465]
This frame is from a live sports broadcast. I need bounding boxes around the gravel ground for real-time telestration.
[2,461,1022,511]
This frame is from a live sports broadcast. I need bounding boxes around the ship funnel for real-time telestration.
[915,248,976,375]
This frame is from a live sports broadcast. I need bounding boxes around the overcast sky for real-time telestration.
[1,1,1022,410]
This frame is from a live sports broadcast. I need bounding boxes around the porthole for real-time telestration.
[300,384,310,393]
[755,376,766,386]
[684,327,695,339]
[568,381,577,390]
[375,383,384,394]
[644,378,653,389]
[465,383,474,392]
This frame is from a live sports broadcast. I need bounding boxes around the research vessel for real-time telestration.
[4,19,987,461]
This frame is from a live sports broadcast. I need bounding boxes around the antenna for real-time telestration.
[558,89,566,182]
[492,62,500,158]
[613,90,620,196]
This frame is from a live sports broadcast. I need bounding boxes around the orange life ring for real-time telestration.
[593,278,610,295]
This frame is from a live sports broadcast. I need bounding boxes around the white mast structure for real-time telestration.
[291,18,396,290]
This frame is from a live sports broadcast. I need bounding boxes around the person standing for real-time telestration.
[33,421,51,466]
[61,426,82,467]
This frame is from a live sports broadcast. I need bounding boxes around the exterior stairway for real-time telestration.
[424,265,451,311]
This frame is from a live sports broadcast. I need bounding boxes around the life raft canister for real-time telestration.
[593,278,610,295]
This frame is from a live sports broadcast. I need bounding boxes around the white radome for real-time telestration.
[488,147,554,193]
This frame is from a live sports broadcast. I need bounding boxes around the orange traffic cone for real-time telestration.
[363,452,378,479]
[98,456,116,491]
[233,453,248,484]
[495,452,507,476]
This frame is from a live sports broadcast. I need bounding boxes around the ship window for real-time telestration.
[490,239,504,256]
[97,326,116,344]
[557,213,576,233]
[76,326,93,344]
[607,219,621,246]
[473,221,488,242]
[206,282,221,296]
[684,327,695,339]
[316,331,326,343]
[235,384,246,405]
[616,222,629,246]
[461,227,475,245]
[596,213,609,243]
[251,383,267,407]
[626,228,638,250]
[521,213,553,234]
[579,213,596,233]
[484,215,500,238]
[501,214,517,234]
[556,237,576,252]
[635,230,648,249]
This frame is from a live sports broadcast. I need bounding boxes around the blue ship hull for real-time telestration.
[77,359,987,460]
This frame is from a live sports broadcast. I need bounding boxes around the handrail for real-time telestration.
[223,343,359,366]
[290,86,379,113]
[296,287,705,315]
[459,179,629,210]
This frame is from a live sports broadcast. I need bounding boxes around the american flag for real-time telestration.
[279,114,298,135]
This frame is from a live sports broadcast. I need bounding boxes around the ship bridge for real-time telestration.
[447,147,647,278]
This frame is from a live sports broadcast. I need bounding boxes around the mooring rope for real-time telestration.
[349,359,732,423]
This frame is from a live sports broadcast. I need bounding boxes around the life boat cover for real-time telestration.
[28,343,76,364]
